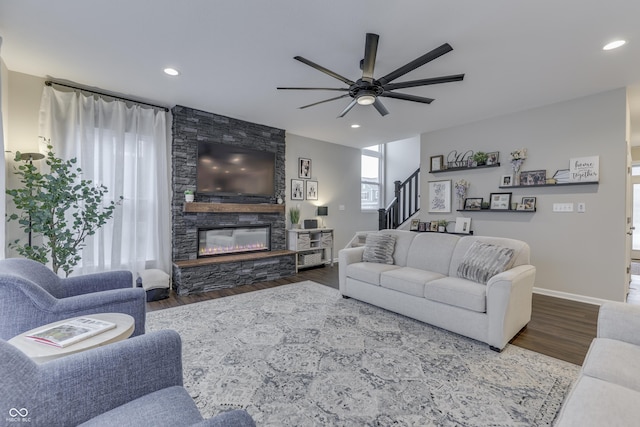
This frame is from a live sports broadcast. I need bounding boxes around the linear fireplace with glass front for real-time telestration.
[198,225,271,258]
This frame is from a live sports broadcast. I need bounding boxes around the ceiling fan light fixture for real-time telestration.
[357,94,376,105]
[603,40,626,50]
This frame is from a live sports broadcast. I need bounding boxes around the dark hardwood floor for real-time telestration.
[148,265,599,366]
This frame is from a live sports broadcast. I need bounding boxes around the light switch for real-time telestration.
[339,205,345,211]
[553,203,574,212]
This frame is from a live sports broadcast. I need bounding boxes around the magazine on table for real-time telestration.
[26,317,117,348]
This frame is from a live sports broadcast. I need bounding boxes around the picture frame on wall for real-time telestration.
[486,152,500,166]
[454,217,472,234]
[501,174,513,187]
[291,179,304,200]
[518,196,537,211]
[519,169,547,186]
[305,180,318,200]
[429,221,439,232]
[489,192,512,210]
[428,179,451,213]
[430,155,444,172]
[464,197,483,210]
[298,158,312,179]
[410,219,420,231]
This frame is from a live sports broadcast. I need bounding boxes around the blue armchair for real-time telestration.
[0,258,146,340]
[0,329,256,427]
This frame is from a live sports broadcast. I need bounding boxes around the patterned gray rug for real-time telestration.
[146,281,579,426]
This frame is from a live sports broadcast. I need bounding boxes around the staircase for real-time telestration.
[378,168,420,230]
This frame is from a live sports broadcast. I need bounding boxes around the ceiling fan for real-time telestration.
[277,33,465,118]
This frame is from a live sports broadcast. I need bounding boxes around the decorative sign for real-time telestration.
[446,150,474,168]
[569,156,599,182]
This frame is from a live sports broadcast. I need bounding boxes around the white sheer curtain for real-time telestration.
[39,85,171,276]
[0,36,6,259]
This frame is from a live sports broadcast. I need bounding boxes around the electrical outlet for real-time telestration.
[577,202,586,213]
[339,205,345,211]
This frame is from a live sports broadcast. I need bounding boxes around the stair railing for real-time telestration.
[378,168,420,230]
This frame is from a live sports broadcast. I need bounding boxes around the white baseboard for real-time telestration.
[532,287,612,306]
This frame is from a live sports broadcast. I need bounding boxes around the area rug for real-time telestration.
[146,281,579,426]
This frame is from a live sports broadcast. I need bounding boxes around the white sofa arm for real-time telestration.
[486,265,536,350]
[338,246,365,293]
[597,302,640,345]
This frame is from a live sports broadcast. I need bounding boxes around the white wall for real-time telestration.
[384,136,420,205]
[285,133,378,253]
[420,88,628,302]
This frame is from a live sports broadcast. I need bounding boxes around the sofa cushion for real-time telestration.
[406,233,460,275]
[456,241,515,284]
[363,233,396,264]
[581,338,640,393]
[424,277,487,313]
[380,267,446,297]
[346,262,401,286]
[554,375,640,427]
[377,229,418,267]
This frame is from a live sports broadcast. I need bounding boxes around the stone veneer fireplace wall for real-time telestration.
[171,105,295,295]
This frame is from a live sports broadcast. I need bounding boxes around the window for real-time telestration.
[361,145,383,211]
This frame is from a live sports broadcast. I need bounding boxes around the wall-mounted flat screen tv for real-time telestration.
[197,142,276,197]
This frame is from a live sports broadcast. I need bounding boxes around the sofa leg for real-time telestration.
[489,346,503,353]
[341,295,350,299]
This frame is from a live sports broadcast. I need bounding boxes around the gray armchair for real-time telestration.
[0,329,255,426]
[0,258,146,340]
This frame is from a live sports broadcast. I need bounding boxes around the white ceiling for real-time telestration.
[1,0,640,149]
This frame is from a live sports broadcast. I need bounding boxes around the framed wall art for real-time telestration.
[489,192,512,210]
[305,180,318,200]
[291,179,304,200]
[464,198,483,210]
[486,152,500,166]
[430,155,444,172]
[501,174,513,187]
[519,170,546,186]
[518,196,537,211]
[298,158,312,179]
[428,180,451,213]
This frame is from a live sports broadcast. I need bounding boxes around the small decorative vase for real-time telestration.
[438,226,445,233]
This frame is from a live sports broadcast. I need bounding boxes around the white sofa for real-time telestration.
[555,301,640,426]
[338,229,536,351]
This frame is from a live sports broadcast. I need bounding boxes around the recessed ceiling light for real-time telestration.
[163,67,180,76]
[351,124,360,128]
[603,40,626,51]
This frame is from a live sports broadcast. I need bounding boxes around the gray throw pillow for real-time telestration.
[457,241,515,284]
[362,234,396,264]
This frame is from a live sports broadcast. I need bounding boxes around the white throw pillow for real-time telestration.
[457,241,515,284]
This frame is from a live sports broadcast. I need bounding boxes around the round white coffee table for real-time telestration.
[8,313,135,363]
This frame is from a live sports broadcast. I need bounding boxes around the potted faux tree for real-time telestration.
[289,207,301,229]
[438,220,448,232]
[6,142,120,277]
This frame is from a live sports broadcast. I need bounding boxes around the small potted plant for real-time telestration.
[184,190,194,203]
[481,201,490,210]
[438,220,448,233]
[473,151,488,166]
[289,207,301,229]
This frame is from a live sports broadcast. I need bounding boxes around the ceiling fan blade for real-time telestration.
[277,87,349,91]
[361,33,379,83]
[382,74,465,91]
[378,43,453,85]
[372,99,389,117]
[380,92,434,104]
[294,56,355,86]
[337,99,358,118]
[299,94,350,109]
